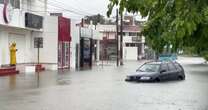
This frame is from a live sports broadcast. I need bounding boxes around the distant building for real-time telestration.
[96,15,145,61]
[122,25,145,60]
[96,25,117,60]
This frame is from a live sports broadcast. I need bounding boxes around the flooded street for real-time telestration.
[0,57,208,110]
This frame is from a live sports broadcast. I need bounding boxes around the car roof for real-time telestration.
[145,61,175,65]
[147,62,162,65]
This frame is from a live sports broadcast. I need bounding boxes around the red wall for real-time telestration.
[58,17,71,42]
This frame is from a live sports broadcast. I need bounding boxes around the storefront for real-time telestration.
[58,17,71,69]
[79,28,93,69]
[0,0,44,66]
[0,11,43,65]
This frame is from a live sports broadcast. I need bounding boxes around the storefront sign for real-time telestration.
[50,13,63,17]
[25,13,43,29]
[34,37,43,48]
[3,1,13,24]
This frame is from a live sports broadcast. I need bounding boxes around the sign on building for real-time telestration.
[25,13,43,29]
[50,13,63,17]
[34,37,43,48]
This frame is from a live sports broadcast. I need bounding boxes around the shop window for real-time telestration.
[10,0,20,9]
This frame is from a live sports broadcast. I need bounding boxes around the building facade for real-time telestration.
[97,16,145,61]
[122,25,145,60]
[96,25,117,60]
[0,0,48,66]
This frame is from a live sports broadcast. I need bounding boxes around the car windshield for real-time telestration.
[138,64,160,72]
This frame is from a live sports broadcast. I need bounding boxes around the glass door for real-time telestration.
[58,42,70,69]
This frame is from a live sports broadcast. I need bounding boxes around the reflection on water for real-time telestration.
[36,72,40,88]
[9,75,16,90]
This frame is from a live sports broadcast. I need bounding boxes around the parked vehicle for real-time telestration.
[125,61,185,82]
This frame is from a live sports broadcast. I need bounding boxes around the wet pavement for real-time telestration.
[0,57,208,110]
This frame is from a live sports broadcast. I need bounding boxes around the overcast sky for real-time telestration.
[48,0,112,20]
[48,0,147,22]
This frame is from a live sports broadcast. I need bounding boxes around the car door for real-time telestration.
[167,62,178,80]
[174,62,184,78]
[159,63,170,81]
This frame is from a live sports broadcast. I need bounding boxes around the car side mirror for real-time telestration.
[160,69,166,73]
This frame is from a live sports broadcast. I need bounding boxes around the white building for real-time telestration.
[0,0,59,70]
[0,0,103,72]
[96,24,117,60]
[96,24,145,61]
[122,25,145,60]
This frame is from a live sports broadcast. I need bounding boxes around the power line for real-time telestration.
[40,0,92,16]
[20,1,86,19]
[49,0,94,16]
[21,0,90,16]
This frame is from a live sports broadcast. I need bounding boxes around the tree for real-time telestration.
[107,0,208,59]
[84,14,105,25]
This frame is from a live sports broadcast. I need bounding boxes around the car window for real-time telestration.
[174,63,182,71]
[139,64,160,72]
[160,63,168,71]
[168,63,177,71]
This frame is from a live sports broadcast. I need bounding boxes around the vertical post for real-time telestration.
[120,11,123,65]
[44,0,47,15]
[79,19,83,69]
[89,38,92,68]
[38,47,40,64]
[116,9,119,66]
[96,40,100,62]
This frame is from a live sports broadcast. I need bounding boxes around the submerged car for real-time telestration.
[125,61,185,82]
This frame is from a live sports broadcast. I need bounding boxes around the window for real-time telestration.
[174,63,182,71]
[160,63,168,71]
[168,63,176,71]
[10,0,20,9]
[122,32,126,36]
[132,37,138,41]
[130,43,135,47]
[129,32,137,36]
[139,64,160,72]
[137,32,141,36]
[126,43,130,47]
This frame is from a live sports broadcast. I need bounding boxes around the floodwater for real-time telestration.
[0,57,208,110]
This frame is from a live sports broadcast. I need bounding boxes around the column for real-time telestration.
[96,40,100,62]
[0,31,9,65]
[0,32,2,66]
[141,36,145,57]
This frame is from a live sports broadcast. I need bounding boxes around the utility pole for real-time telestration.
[120,11,124,65]
[116,9,119,66]
[44,0,47,15]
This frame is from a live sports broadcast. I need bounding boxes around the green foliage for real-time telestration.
[107,0,208,55]
[201,51,208,61]
[182,47,197,56]
[204,54,208,61]
[84,14,105,25]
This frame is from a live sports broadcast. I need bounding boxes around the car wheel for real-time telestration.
[178,76,184,80]
[155,78,160,82]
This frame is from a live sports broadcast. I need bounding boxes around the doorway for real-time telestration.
[58,42,70,69]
